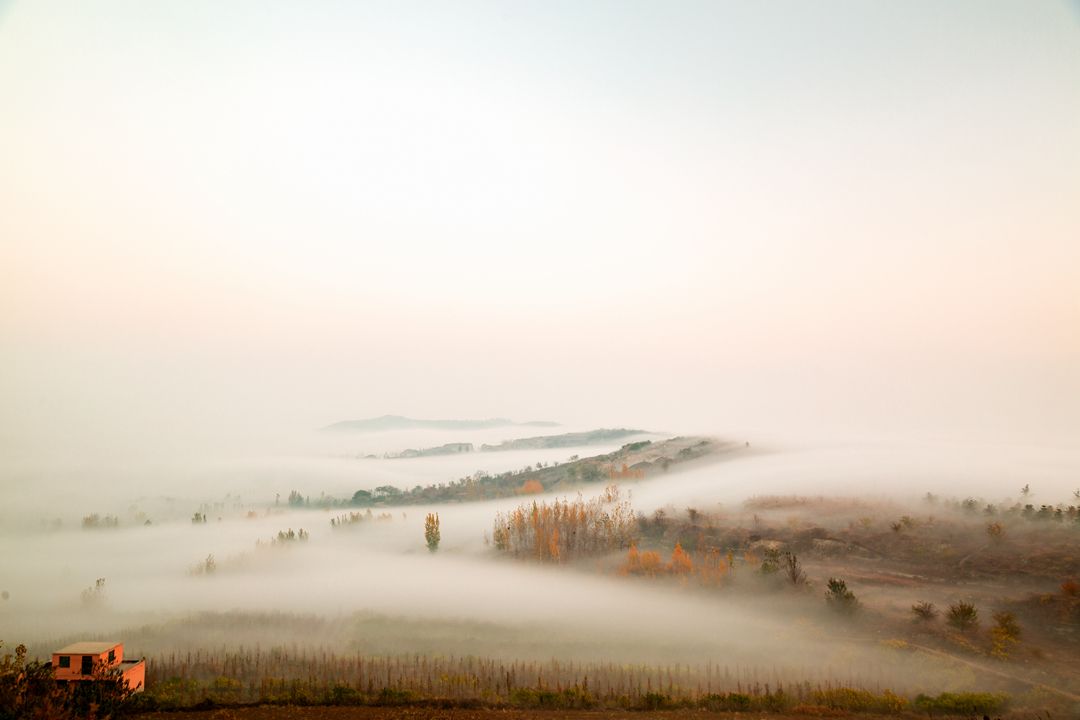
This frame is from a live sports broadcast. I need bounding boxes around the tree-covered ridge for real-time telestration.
[478,428,648,451]
[378,428,650,459]
[346,436,723,507]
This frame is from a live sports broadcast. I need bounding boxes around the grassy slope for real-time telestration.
[367,436,732,505]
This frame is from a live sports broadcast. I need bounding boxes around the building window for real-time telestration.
[80,656,92,675]
[58,656,70,668]
[108,650,115,663]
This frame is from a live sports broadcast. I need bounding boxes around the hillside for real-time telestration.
[380,429,651,459]
[479,428,648,451]
[350,436,733,506]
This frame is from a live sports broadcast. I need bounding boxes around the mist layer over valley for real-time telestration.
[4,422,1080,705]
[2,0,1079,715]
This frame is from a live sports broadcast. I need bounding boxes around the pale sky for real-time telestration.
[1,0,1078,455]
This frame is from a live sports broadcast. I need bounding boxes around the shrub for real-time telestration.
[760,547,781,575]
[509,686,595,709]
[783,552,807,585]
[811,687,908,712]
[375,687,415,705]
[699,692,753,711]
[326,684,361,705]
[638,691,673,710]
[911,601,938,621]
[990,611,1020,659]
[946,601,979,632]
[913,692,1008,715]
[825,578,859,615]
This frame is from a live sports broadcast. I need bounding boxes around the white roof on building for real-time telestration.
[55,641,119,654]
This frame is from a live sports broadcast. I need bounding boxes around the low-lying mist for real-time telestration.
[3,425,1079,697]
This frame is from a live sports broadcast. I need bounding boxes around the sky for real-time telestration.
[1,0,1078,458]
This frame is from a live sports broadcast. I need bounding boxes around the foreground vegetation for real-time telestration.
[125,648,1011,715]
[0,642,133,719]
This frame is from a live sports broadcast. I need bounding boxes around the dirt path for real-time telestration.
[900,641,1080,703]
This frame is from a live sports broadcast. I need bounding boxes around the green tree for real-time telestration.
[946,601,979,632]
[825,578,859,615]
[374,485,402,502]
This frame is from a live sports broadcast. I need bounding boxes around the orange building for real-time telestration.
[52,641,145,692]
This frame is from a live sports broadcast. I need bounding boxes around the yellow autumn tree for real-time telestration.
[491,485,635,563]
[424,512,440,553]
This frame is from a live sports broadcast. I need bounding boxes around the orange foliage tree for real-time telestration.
[518,479,544,495]
[668,542,693,574]
[619,542,731,585]
[620,544,663,577]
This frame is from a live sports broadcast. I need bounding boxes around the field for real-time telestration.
[133,709,918,720]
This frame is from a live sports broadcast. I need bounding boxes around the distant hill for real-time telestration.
[479,428,648,451]
[381,429,650,459]
[388,442,475,459]
[322,415,559,432]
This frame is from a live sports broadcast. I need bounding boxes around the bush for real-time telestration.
[326,683,361,704]
[990,611,1021,659]
[946,601,979,631]
[638,691,673,710]
[784,552,807,586]
[375,687,415,705]
[509,686,595,709]
[825,578,859,615]
[760,547,782,575]
[811,687,908,712]
[911,601,938,621]
[913,692,1008,715]
[699,692,753,711]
